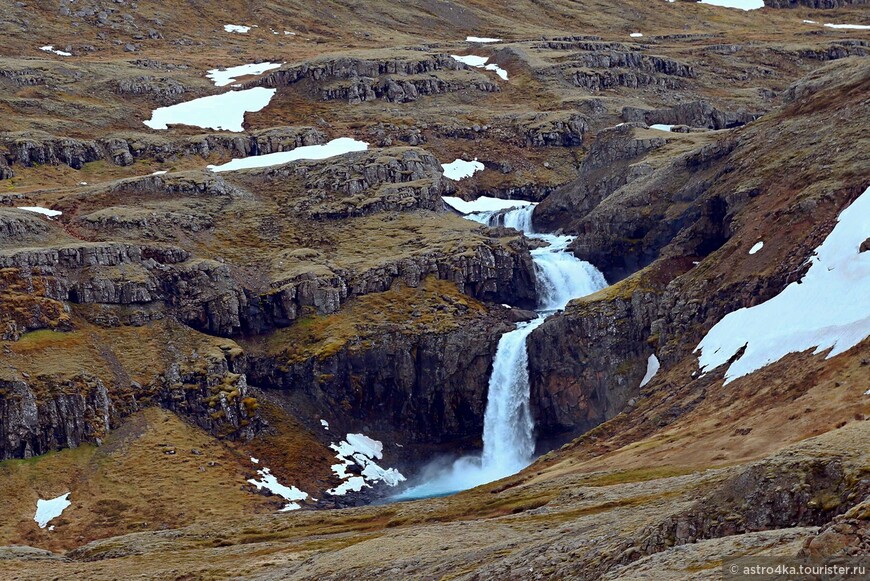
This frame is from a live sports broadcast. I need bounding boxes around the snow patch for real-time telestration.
[466,36,502,43]
[143,87,276,132]
[749,241,764,255]
[326,433,405,496]
[320,419,329,430]
[250,457,259,464]
[824,23,870,30]
[699,0,764,10]
[630,33,644,38]
[18,206,62,218]
[696,185,870,384]
[485,63,509,81]
[150,170,167,175]
[441,159,485,181]
[451,54,488,67]
[450,54,508,80]
[650,124,675,132]
[442,195,534,215]
[34,493,71,528]
[40,45,72,56]
[224,24,251,33]
[206,62,283,87]
[208,137,368,172]
[640,354,661,388]
[247,467,308,511]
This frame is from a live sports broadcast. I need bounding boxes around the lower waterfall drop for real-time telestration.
[480,316,545,475]
[395,201,607,500]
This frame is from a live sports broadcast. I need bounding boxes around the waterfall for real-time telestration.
[480,316,545,474]
[395,199,607,500]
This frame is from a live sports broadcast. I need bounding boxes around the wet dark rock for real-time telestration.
[527,276,661,442]
[242,311,516,448]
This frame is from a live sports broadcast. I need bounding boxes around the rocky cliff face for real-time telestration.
[0,326,263,460]
[0,375,112,460]
[243,306,519,449]
[598,444,870,578]
[533,123,668,239]
[527,270,666,443]
[800,500,870,558]
[0,140,539,461]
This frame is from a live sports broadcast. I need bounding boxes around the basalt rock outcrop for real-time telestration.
[0,337,263,460]
[0,127,327,176]
[1,234,535,339]
[0,375,113,460]
[566,138,740,282]
[799,500,870,558]
[571,70,684,91]
[527,267,669,443]
[533,123,668,239]
[796,41,869,62]
[411,110,591,150]
[262,147,452,218]
[243,306,519,449]
[514,111,591,147]
[582,430,870,579]
[253,54,500,103]
[622,101,761,130]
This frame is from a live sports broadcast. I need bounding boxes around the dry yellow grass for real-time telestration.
[0,407,276,552]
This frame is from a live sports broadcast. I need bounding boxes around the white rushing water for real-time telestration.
[396,202,606,499]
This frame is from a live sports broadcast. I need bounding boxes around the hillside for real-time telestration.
[0,0,868,579]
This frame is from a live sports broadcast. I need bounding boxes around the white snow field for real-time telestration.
[327,434,405,496]
[440,159,485,181]
[208,137,368,172]
[696,185,870,384]
[40,45,72,56]
[466,36,502,43]
[450,54,509,80]
[630,33,644,38]
[224,24,251,33]
[640,354,661,388]
[143,87,276,132]
[824,23,870,30]
[699,0,763,9]
[247,465,308,511]
[650,124,675,132]
[17,206,62,218]
[749,241,764,255]
[206,62,283,87]
[34,493,71,528]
